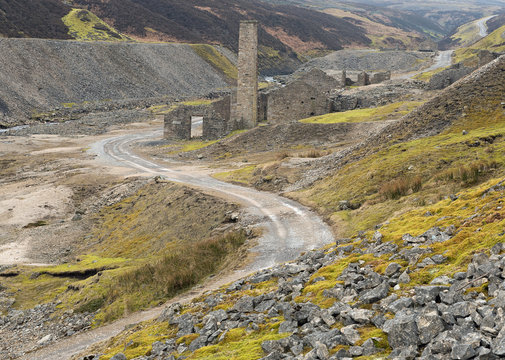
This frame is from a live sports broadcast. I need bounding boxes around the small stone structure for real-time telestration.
[478,50,502,67]
[233,20,259,129]
[163,97,231,140]
[263,69,338,124]
[356,71,370,86]
[371,71,391,84]
[427,64,475,90]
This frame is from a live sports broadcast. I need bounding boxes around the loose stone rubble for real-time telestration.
[90,224,505,360]
[0,301,93,359]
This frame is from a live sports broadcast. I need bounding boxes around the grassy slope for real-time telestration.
[2,182,245,325]
[449,18,483,48]
[62,8,130,42]
[300,101,424,124]
[454,24,505,65]
[323,8,426,50]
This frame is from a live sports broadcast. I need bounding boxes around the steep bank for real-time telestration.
[0,39,231,127]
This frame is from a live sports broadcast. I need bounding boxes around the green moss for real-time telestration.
[299,102,424,124]
[213,165,257,184]
[188,324,288,360]
[62,9,130,42]
[190,44,238,80]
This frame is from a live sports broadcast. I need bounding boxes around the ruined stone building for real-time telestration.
[163,19,395,141]
[164,20,258,140]
[261,69,338,124]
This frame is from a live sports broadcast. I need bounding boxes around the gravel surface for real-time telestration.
[0,39,229,127]
[298,49,433,73]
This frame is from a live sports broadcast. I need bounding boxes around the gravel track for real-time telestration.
[21,128,334,360]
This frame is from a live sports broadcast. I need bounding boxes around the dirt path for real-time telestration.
[476,15,497,37]
[395,50,454,80]
[19,128,334,360]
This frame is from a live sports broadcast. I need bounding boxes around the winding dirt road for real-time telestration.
[395,50,454,80]
[21,129,334,360]
[476,15,497,38]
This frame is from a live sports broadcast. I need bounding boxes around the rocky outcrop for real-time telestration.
[84,219,505,360]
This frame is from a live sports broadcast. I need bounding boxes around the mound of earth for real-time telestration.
[297,50,433,73]
[194,121,390,159]
[0,39,229,127]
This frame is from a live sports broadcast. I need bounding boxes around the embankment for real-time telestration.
[0,39,230,127]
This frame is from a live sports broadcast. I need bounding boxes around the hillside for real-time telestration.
[65,56,505,360]
[0,0,71,39]
[0,39,233,127]
[0,0,373,74]
[453,24,505,65]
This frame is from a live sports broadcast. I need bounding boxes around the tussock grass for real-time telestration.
[437,159,499,185]
[96,231,246,323]
[380,175,422,200]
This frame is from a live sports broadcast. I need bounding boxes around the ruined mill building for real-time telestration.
[163,20,393,141]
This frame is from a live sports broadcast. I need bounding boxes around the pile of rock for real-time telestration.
[95,227,505,360]
[0,302,93,359]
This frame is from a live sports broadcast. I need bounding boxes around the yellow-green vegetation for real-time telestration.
[414,66,449,82]
[163,129,247,154]
[97,320,176,360]
[454,24,505,65]
[213,165,257,184]
[295,176,505,311]
[450,19,484,48]
[190,44,238,81]
[96,276,286,359]
[258,45,284,73]
[291,98,505,238]
[62,9,130,42]
[299,101,424,124]
[189,325,288,359]
[2,183,246,324]
[92,172,505,358]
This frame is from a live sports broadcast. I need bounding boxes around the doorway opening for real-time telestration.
[191,116,203,138]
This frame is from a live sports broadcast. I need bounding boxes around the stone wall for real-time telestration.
[266,81,331,124]
[356,71,370,86]
[293,68,340,92]
[204,97,232,139]
[164,98,231,140]
[371,71,391,84]
[427,65,475,90]
[478,50,502,67]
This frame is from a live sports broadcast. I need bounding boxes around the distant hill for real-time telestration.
[264,0,446,42]
[0,0,71,39]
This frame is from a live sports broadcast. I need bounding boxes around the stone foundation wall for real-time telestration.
[267,81,331,124]
[428,65,475,90]
[164,99,231,140]
[371,71,391,84]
